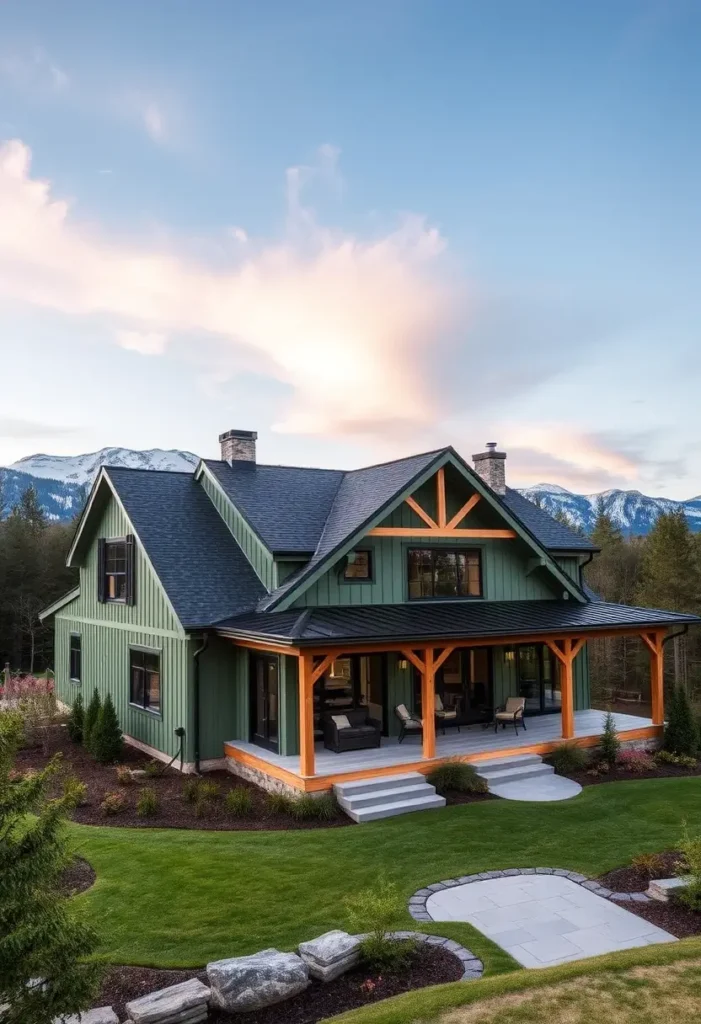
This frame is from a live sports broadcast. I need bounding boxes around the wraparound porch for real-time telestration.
[224,709,660,792]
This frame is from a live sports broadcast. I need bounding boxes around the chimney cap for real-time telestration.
[218,428,258,442]
[472,442,506,462]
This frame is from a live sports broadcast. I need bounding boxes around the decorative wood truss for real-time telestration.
[368,467,517,539]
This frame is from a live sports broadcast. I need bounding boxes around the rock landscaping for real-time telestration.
[125,978,211,1023]
[596,850,701,939]
[298,929,361,981]
[207,950,310,1012]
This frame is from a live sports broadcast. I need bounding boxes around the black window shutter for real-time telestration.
[125,534,136,606]
[97,538,106,603]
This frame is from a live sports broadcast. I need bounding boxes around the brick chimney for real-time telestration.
[219,429,257,464]
[472,442,506,495]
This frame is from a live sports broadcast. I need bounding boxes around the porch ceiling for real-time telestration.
[214,599,698,647]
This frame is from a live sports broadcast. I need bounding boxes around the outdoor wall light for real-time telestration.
[397,658,409,670]
[504,648,516,663]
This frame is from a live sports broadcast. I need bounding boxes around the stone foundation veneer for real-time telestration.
[408,868,653,923]
[225,758,306,798]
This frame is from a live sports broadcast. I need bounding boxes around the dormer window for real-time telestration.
[98,536,136,604]
[343,549,372,581]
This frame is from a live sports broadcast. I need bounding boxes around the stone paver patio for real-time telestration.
[423,873,676,968]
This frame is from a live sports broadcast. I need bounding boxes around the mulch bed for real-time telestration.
[58,857,96,896]
[596,849,701,940]
[442,789,495,805]
[568,763,701,787]
[98,946,462,1024]
[16,726,350,831]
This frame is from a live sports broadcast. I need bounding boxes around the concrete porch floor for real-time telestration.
[225,709,656,781]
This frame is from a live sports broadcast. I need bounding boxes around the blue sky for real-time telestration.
[1,0,700,496]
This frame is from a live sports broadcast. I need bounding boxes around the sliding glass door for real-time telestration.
[249,654,279,751]
[516,644,560,714]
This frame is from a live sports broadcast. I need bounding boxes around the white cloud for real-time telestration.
[0,47,68,93]
[0,139,458,439]
[142,101,166,143]
[230,227,248,244]
[115,330,168,356]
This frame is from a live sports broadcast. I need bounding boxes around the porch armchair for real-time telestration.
[435,693,460,734]
[394,704,423,744]
[323,709,381,753]
[494,696,527,734]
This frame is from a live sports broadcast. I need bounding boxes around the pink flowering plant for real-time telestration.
[617,748,655,773]
[2,673,57,752]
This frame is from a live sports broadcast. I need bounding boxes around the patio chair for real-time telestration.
[394,704,423,744]
[435,693,460,734]
[494,696,527,735]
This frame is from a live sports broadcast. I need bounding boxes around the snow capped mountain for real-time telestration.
[9,447,199,486]
[517,484,701,535]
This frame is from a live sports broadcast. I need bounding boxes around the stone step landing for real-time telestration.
[334,772,446,822]
[475,754,581,802]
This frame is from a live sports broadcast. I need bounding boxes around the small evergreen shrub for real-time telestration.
[600,711,621,765]
[654,749,697,768]
[224,787,254,817]
[617,749,654,773]
[91,694,123,764]
[115,765,134,785]
[426,760,488,795]
[265,791,295,815]
[100,791,126,815]
[664,687,700,758]
[548,741,589,775]
[345,879,413,970]
[66,692,84,744]
[64,778,88,807]
[83,688,101,754]
[677,824,701,912]
[136,787,159,818]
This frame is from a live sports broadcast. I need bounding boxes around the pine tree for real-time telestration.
[553,508,585,535]
[600,711,620,765]
[663,686,699,756]
[0,711,101,1023]
[83,688,101,753]
[14,485,46,534]
[66,691,84,744]
[91,693,123,764]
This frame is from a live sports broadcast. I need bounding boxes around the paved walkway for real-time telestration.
[425,874,676,968]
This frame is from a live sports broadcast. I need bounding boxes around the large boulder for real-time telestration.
[57,1009,119,1024]
[124,978,210,1024]
[298,930,361,982]
[207,948,309,1011]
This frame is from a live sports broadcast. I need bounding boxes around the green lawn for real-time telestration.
[68,777,701,969]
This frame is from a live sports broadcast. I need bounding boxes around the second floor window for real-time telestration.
[408,548,482,599]
[69,633,81,683]
[98,536,136,604]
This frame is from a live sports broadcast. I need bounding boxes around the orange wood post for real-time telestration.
[436,468,447,527]
[650,632,665,726]
[298,652,316,777]
[560,638,574,740]
[422,647,436,759]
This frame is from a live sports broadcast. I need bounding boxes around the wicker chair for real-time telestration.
[394,703,423,744]
[494,696,527,734]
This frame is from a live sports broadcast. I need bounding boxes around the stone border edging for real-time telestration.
[408,868,652,923]
[356,932,483,981]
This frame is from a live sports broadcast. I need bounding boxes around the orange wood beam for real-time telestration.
[422,646,436,758]
[647,630,665,726]
[559,637,575,739]
[311,652,336,685]
[399,647,426,674]
[367,527,517,539]
[640,632,658,656]
[436,468,447,527]
[446,493,481,530]
[298,652,316,777]
[571,637,586,660]
[405,495,439,530]
[433,645,457,673]
[230,638,301,657]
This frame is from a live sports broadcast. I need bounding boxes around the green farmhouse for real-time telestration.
[41,430,697,800]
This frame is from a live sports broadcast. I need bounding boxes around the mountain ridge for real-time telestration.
[2,447,700,535]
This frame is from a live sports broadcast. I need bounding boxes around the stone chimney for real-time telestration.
[219,429,258,464]
[472,442,506,495]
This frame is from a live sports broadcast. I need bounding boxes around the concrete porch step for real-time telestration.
[336,782,432,810]
[345,793,447,823]
[334,772,446,822]
[476,763,555,785]
[475,753,543,773]
[333,772,427,797]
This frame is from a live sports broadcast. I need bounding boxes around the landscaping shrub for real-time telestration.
[5,674,58,753]
[91,694,123,764]
[63,778,88,807]
[426,759,488,795]
[600,711,620,765]
[224,787,254,817]
[100,791,126,816]
[676,824,701,912]
[0,710,101,1024]
[265,791,295,814]
[586,759,611,778]
[136,787,159,818]
[143,759,162,777]
[548,741,589,775]
[654,749,697,768]
[617,749,655,773]
[196,780,220,802]
[115,765,134,786]
[83,688,101,754]
[311,793,338,821]
[66,692,84,744]
[345,879,413,970]
[289,793,340,821]
[182,777,200,803]
[631,852,666,880]
[664,687,700,758]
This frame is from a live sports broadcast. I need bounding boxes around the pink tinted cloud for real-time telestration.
[0,139,459,438]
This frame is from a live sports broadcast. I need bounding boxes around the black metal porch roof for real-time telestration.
[214,600,699,648]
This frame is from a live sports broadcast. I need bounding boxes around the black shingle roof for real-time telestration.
[503,488,597,551]
[106,468,266,628]
[215,600,699,646]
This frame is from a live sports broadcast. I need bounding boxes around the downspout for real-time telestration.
[662,624,688,648]
[578,551,595,590]
[193,634,209,774]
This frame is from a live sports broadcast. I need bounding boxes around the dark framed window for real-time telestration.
[408,548,482,599]
[69,633,81,683]
[98,535,135,604]
[344,549,373,581]
[130,648,161,714]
